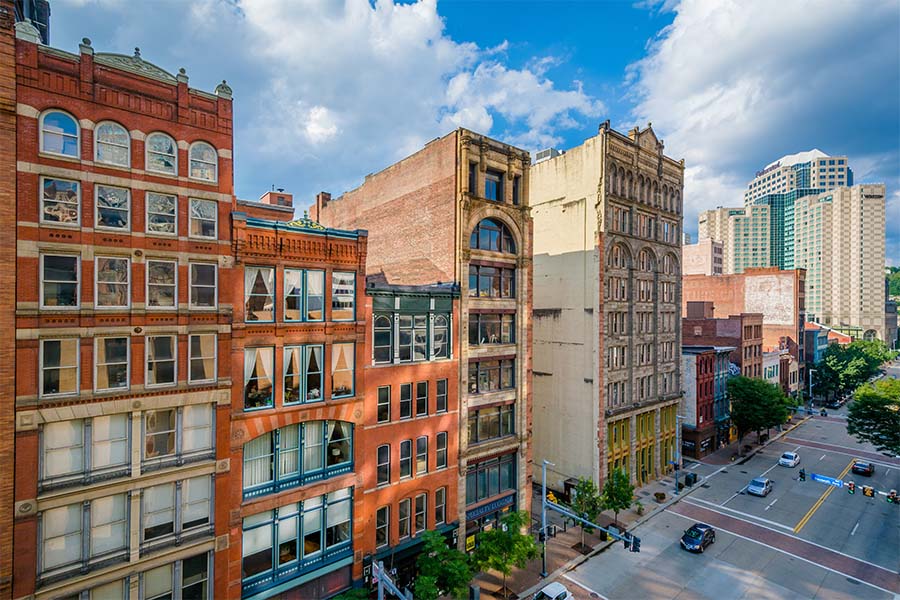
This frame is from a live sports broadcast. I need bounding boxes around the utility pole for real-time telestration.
[674,415,686,495]
[808,368,816,414]
[540,459,554,578]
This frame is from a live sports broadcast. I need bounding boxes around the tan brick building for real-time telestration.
[683,302,764,380]
[311,128,533,553]
[698,205,771,274]
[529,122,682,491]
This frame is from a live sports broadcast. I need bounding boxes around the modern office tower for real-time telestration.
[698,206,771,274]
[743,149,852,205]
[529,122,683,491]
[8,19,234,600]
[794,184,887,340]
[311,129,533,554]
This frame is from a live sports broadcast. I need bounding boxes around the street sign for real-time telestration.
[810,473,844,488]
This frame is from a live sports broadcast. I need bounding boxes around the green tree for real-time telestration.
[888,266,900,298]
[569,477,603,551]
[601,467,634,527]
[331,588,369,600]
[470,511,539,599]
[414,529,472,600]
[815,340,897,401]
[729,376,790,450]
[847,379,900,456]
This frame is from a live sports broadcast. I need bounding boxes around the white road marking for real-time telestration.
[820,454,826,461]
[690,463,700,470]
[850,521,860,536]
[562,573,609,600]
[765,498,778,511]
[688,497,795,532]
[723,458,785,506]
[787,439,898,468]
[664,511,896,597]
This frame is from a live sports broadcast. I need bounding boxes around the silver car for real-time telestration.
[747,477,773,497]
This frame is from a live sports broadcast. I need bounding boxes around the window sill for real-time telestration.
[38,151,82,164]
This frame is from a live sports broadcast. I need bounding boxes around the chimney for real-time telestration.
[314,192,331,221]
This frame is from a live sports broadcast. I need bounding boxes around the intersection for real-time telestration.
[561,414,900,600]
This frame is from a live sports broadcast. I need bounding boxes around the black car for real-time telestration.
[680,523,715,553]
[851,461,875,476]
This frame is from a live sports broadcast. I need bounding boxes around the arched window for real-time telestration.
[652,181,658,207]
[863,330,877,341]
[189,141,218,182]
[663,254,678,275]
[146,132,177,175]
[608,244,630,269]
[94,121,130,167]
[638,249,656,272]
[433,315,449,358]
[373,315,392,364]
[617,167,625,197]
[470,218,516,254]
[242,420,353,498]
[40,110,79,157]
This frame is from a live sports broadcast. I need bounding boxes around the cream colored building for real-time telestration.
[530,122,682,491]
[683,238,723,275]
[698,205,771,274]
[794,184,886,340]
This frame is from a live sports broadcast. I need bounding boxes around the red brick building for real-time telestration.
[312,129,533,554]
[8,15,235,600]
[683,302,764,379]
[357,278,460,588]
[226,195,368,599]
[680,347,716,458]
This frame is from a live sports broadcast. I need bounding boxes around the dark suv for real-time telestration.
[680,523,716,553]
[851,461,875,476]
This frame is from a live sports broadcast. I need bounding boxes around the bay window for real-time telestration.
[41,338,79,397]
[331,271,355,321]
[41,176,80,225]
[146,259,176,309]
[244,347,274,410]
[242,421,353,498]
[372,311,452,364]
[41,254,80,308]
[245,266,275,322]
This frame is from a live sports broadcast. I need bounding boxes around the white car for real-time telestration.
[533,582,574,600]
[778,452,800,467]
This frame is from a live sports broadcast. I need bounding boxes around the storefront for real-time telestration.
[365,523,458,590]
[463,492,516,553]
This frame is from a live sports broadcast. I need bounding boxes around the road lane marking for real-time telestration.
[722,450,796,506]
[793,458,855,533]
[786,438,900,467]
[690,463,699,470]
[765,498,777,511]
[850,521,860,536]
[819,454,826,461]
[562,573,609,600]
[664,510,897,596]
[687,498,794,532]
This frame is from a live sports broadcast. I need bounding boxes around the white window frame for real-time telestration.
[188,141,218,183]
[94,336,130,393]
[94,256,131,309]
[145,132,178,176]
[40,253,81,310]
[330,271,356,322]
[145,191,178,237]
[189,262,218,310]
[39,338,80,398]
[145,259,178,311]
[93,120,130,167]
[146,335,178,388]
[39,109,80,159]
[188,198,218,240]
[188,333,218,384]
[415,436,428,475]
[40,175,81,227]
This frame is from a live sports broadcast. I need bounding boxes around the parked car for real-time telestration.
[680,522,716,553]
[747,477,773,497]
[779,452,800,468]
[851,461,875,476]
[533,582,574,600]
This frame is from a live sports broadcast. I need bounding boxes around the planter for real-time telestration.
[654,492,666,503]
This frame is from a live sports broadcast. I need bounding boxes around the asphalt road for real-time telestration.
[561,416,900,600]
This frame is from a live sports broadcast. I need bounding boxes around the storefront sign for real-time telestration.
[465,534,476,552]
[465,493,515,521]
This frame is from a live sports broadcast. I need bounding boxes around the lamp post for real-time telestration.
[540,459,554,578]
[808,368,816,414]
[674,415,686,495]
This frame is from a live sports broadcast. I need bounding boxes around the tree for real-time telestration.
[331,588,369,600]
[847,379,900,456]
[470,511,539,599]
[601,467,634,527]
[814,340,897,401]
[728,376,790,451]
[414,529,472,600]
[569,477,603,551]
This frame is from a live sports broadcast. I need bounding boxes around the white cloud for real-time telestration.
[629,0,900,245]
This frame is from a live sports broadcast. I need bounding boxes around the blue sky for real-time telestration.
[51,0,899,261]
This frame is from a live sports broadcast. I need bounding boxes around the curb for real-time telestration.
[517,416,813,599]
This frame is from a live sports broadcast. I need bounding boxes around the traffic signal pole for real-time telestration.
[540,459,553,578]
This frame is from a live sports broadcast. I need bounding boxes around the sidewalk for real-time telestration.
[468,415,813,599]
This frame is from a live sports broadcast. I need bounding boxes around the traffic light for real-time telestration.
[888,490,898,504]
[847,481,856,494]
[862,485,875,498]
[631,536,641,553]
[623,533,632,550]
[799,469,806,481]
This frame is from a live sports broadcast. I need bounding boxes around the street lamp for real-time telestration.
[540,459,554,578]
[808,368,816,414]
[674,415,686,495]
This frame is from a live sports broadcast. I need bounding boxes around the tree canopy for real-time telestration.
[847,378,900,456]
[813,340,897,400]
[728,375,791,448]
[601,467,634,527]
[414,530,472,600]
[569,477,603,548]
[470,511,538,599]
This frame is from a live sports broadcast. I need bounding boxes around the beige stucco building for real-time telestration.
[530,122,683,491]
[698,205,771,274]
[683,238,723,275]
[794,184,886,340]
